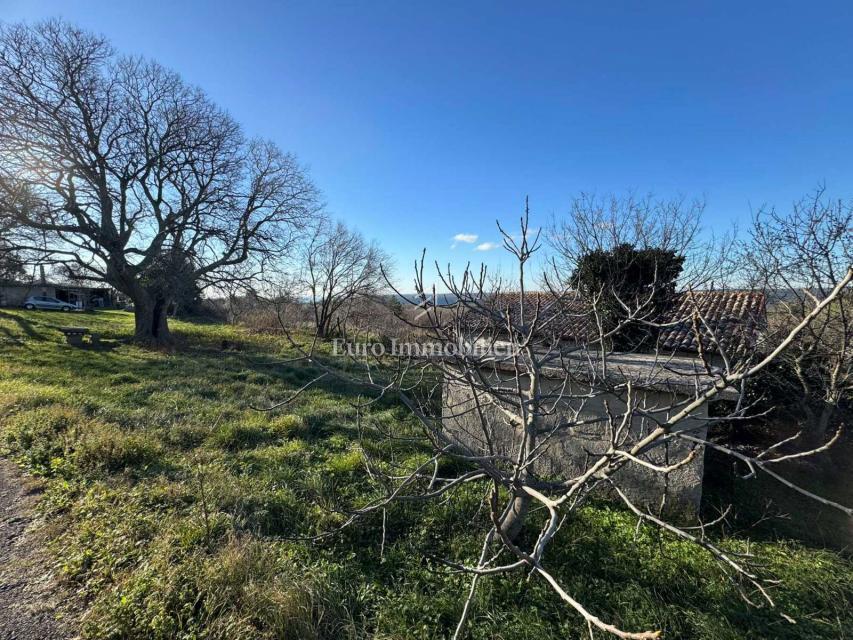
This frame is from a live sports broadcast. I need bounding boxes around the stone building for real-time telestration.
[441,290,766,516]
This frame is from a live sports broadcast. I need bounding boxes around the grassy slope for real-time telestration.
[0,309,850,640]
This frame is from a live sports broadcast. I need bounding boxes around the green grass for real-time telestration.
[0,308,851,639]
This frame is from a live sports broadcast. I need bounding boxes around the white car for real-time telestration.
[22,296,75,311]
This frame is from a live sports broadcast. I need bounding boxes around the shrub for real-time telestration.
[572,243,684,350]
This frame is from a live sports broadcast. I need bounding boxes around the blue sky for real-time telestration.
[3,1,852,290]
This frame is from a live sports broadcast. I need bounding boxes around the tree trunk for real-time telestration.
[500,492,531,541]
[804,402,837,446]
[498,363,538,541]
[316,321,329,340]
[316,309,333,339]
[133,295,172,346]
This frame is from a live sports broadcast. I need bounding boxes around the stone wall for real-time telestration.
[442,374,709,517]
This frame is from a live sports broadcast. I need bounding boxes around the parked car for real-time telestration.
[22,296,75,311]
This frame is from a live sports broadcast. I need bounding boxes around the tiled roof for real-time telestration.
[656,290,766,356]
[479,292,592,341]
[467,290,766,356]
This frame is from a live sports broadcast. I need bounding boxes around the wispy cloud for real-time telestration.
[511,227,541,243]
[474,242,498,251]
[451,233,478,248]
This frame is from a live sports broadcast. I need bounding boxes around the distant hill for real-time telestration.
[391,293,459,306]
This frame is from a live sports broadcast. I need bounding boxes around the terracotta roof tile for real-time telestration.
[656,290,766,356]
[469,290,766,356]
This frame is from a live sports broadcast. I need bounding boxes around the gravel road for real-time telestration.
[0,459,73,640]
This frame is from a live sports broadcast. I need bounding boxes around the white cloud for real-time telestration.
[452,233,478,244]
[474,242,498,251]
[511,227,542,242]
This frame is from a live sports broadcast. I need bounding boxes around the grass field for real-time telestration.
[0,309,851,639]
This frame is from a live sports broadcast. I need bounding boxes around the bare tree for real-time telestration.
[549,192,731,290]
[298,219,389,339]
[261,203,851,639]
[744,188,853,440]
[0,21,318,345]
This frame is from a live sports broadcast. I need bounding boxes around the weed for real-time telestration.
[0,309,850,639]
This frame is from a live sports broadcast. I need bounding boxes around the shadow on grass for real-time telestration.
[703,442,853,553]
[62,339,122,352]
[0,309,40,339]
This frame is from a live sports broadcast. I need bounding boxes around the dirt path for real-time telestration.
[0,458,73,640]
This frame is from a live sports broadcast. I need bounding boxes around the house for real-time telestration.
[442,289,767,516]
[0,280,119,309]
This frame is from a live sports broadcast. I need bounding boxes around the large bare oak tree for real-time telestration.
[0,21,318,345]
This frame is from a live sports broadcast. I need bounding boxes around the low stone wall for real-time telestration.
[442,375,709,517]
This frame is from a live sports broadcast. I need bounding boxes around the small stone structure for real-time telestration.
[442,353,736,516]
